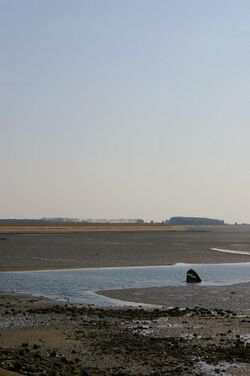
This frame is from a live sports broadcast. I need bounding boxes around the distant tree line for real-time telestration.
[0,218,145,224]
[0,217,226,225]
[84,218,144,224]
[169,217,224,225]
[0,219,49,224]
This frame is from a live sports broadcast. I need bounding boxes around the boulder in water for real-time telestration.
[186,269,202,283]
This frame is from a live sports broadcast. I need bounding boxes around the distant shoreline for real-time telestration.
[0,223,186,234]
[0,222,238,235]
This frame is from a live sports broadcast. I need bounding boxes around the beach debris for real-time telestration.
[186,269,202,283]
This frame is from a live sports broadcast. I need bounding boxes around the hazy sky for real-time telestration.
[1,0,250,223]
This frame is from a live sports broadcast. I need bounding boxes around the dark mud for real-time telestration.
[0,294,250,375]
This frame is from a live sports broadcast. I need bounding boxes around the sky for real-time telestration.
[1,0,250,223]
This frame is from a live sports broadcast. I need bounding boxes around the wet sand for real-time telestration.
[98,282,250,315]
[1,225,250,271]
[0,368,22,376]
[1,293,250,375]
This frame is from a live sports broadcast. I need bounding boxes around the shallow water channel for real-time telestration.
[1,262,250,306]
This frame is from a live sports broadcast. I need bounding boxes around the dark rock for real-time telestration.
[48,370,57,376]
[13,361,22,371]
[80,369,89,376]
[186,269,202,283]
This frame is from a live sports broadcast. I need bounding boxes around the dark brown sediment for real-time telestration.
[0,292,250,375]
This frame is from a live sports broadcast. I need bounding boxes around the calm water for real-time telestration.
[1,263,250,306]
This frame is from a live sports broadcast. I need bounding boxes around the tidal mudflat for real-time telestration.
[1,225,250,271]
[99,281,250,315]
[1,293,250,375]
[1,225,250,375]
